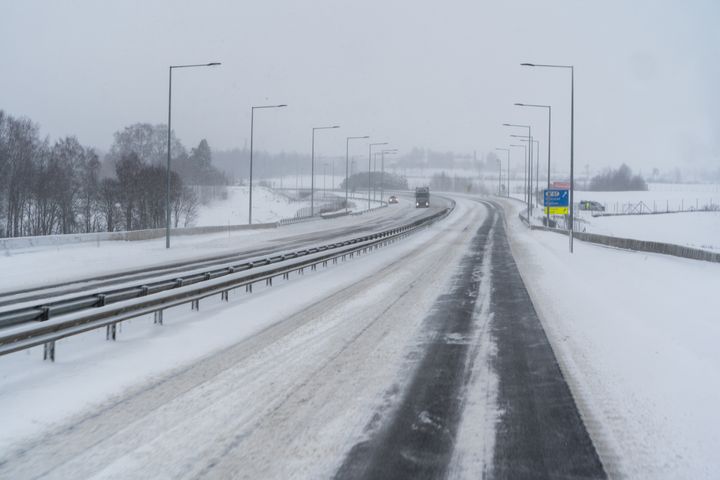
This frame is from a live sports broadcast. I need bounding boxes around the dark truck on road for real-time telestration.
[415,187,430,208]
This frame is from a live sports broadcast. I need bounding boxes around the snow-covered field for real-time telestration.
[501,197,720,479]
[195,185,386,227]
[572,184,720,252]
[195,186,307,226]
[503,182,720,252]
[574,183,719,213]
[582,211,720,251]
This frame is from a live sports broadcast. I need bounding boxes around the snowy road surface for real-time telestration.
[0,197,605,479]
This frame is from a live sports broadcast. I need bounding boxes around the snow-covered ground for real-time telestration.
[501,197,720,479]
[582,211,720,251]
[195,185,385,227]
[195,186,307,226]
[2,192,717,478]
[572,184,720,251]
[503,182,720,251]
[0,197,483,478]
[573,184,719,213]
[503,181,720,212]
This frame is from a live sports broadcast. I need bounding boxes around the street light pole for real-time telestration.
[495,148,510,197]
[311,125,340,216]
[166,62,221,249]
[368,142,388,210]
[516,137,541,208]
[503,123,532,220]
[346,136,370,213]
[380,149,398,203]
[521,62,574,252]
[534,139,540,208]
[515,103,552,223]
[323,162,328,200]
[510,144,527,205]
[372,152,378,201]
[515,103,552,190]
[249,104,287,225]
[510,134,533,208]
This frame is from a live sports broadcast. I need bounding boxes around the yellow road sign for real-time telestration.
[544,206,569,215]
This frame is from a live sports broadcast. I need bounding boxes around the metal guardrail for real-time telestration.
[0,205,453,361]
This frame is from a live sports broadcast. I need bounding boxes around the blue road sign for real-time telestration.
[543,189,569,207]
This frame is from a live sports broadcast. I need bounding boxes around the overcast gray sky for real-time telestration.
[1,0,718,172]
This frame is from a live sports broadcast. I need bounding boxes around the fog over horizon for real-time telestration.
[2,0,719,174]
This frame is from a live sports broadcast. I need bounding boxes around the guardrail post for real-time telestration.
[221,290,229,302]
[106,323,117,341]
[266,277,273,286]
[246,284,253,293]
[191,299,199,311]
[43,341,55,362]
[154,310,163,325]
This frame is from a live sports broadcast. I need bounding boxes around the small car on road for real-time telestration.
[388,195,399,204]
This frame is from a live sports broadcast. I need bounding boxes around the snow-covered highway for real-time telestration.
[0,196,607,479]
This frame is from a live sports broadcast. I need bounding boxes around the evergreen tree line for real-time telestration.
[0,112,226,238]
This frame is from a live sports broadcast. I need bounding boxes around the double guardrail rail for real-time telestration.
[0,204,453,361]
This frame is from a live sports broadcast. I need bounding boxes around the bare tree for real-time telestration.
[79,150,101,232]
[99,178,119,231]
[4,116,40,237]
[173,184,199,228]
[108,123,184,166]
[115,152,142,230]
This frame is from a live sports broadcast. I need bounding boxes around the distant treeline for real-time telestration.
[430,171,490,194]
[339,172,408,192]
[0,112,226,238]
[589,164,648,191]
[211,146,500,181]
[397,147,490,171]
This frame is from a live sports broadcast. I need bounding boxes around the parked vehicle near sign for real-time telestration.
[578,200,605,212]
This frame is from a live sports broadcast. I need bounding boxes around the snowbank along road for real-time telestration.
[0,196,605,479]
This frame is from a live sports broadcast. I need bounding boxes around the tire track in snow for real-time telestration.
[486,200,606,479]
[335,206,497,479]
